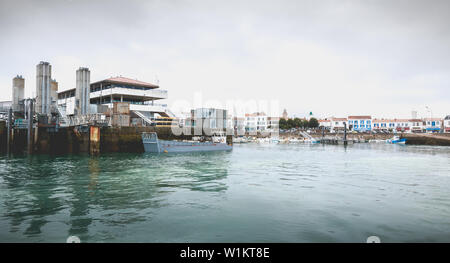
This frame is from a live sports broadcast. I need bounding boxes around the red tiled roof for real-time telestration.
[348,115,371,119]
[331,118,347,121]
[373,118,410,123]
[245,112,266,117]
[423,118,443,121]
[93,76,159,88]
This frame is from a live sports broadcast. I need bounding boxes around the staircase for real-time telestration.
[56,105,69,127]
[164,108,176,118]
[132,110,154,126]
[299,131,318,142]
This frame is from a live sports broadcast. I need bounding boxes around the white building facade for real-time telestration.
[423,118,442,133]
[330,118,347,132]
[245,112,267,133]
[58,76,170,119]
[444,116,450,133]
[348,116,372,132]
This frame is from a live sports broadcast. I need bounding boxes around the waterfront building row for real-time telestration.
[175,110,279,135]
[318,115,449,133]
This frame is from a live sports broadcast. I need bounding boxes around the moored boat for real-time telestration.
[386,135,406,144]
[142,132,232,153]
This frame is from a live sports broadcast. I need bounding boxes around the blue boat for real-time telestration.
[142,132,233,153]
[387,136,406,144]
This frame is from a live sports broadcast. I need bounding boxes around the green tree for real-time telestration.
[308,118,319,128]
[279,118,288,130]
[287,118,295,129]
[293,118,302,128]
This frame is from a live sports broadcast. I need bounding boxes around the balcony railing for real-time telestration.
[89,87,168,100]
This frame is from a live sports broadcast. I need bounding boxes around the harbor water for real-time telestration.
[0,143,449,242]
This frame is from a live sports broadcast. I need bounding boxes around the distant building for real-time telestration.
[176,111,192,127]
[319,119,331,130]
[330,117,347,131]
[444,116,450,133]
[233,116,245,135]
[409,119,425,133]
[373,118,427,133]
[372,119,397,132]
[190,108,228,133]
[267,117,279,131]
[423,118,442,133]
[394,119,412,132]
[372,119,385,131]
[245,112,267,133]
[348,115,372,132]
[282,109,288,119]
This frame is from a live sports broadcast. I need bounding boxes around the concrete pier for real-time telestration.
[0,124,232,155]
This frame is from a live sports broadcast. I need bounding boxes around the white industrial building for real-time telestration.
[35,61,52,115]
[12,75,25,112]
[75,67,90,115]
[57,76,174,126]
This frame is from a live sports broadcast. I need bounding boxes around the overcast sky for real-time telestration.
[0,0,448,118]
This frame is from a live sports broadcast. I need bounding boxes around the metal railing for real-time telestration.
[68,114,110,126]
[132,110,153,126]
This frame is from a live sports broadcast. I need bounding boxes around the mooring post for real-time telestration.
[89,125,101,155]
[343,122,348,146]
[27,99,34,154]
[6,107,12,155]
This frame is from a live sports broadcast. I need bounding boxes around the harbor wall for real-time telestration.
[4,123,447,153]
[1,125,232,155]
[402,134,450,146]
[0,121,6,153]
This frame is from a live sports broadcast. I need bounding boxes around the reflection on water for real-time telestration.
[0,144,449,242]
[0,151,230,242]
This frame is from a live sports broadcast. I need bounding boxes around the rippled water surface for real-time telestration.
[0,143,449,242]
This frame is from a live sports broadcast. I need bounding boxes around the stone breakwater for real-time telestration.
[402,133,450,146]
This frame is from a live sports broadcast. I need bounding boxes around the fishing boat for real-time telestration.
[233,136,249,144]
[270,137,280,144]
[142,132,232,153]
[257,137,270,144]
[386,135,406,144]
[288,138,301,144]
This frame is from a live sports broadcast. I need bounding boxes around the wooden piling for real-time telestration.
[6,107,12,155]
[89,126,101,155]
